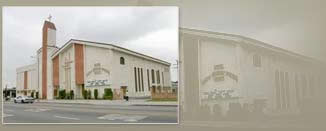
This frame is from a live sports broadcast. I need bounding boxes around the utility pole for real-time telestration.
[172,60,179,69]
[172,59,179,83]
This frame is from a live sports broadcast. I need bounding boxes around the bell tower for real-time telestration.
[39,15,58,99]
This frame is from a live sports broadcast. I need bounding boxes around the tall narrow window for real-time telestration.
[151,69,155,83]
[275,70,281,109]
[302,75,307,97]
[141,68,144,92]
[147,69,150,91]
[253,54,262,67]
[120,57,125,65]
[280,71,285,109]
[295,74,301,108]
[157,70,160,84]
[285,72,289,109]
[309,77,314,96]
[162,72,165,87]
[134,67,137,92]
[138,68,141,92]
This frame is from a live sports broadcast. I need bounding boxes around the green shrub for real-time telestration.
[94,89,98,99]
[31,92,34,98]
[70,90,74,99]
[103,88,113,100]
[83,90,88,99]
[36,92,39,99]
[88,90,92,99]
[59,89,66,99]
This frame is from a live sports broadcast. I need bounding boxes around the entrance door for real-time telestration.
[80,84,85,99]
[152,86,156,94]
[54,88,58,98]
[121,86,127,97]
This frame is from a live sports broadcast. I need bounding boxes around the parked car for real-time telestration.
[14,96,35,103]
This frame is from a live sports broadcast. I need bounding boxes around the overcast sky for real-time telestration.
[3,1,326,88]
[3,7,178,87]
[175,0,326,62]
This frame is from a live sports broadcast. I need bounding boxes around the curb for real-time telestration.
[132,104,178,107]
[36,101,178,107]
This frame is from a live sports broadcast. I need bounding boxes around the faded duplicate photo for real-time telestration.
[2,7,179,124]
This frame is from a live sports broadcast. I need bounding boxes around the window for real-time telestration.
[120,57,125,65]
[275,70,281,109]
[141,68,144,92]
[162,72,164,87]
[151,69,155,83]
[253,54,262,67]
[134,67,137,92]
[156,70,160,84]
[138,68,141,92]
[147,69,150,91]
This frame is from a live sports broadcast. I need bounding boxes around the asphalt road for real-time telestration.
[3,102,178,124]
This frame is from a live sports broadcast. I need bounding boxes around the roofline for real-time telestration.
[180,27,325,65]
[43,20,56,30]
[37,45,60,53]
[16,63,37,73]
[51,39,171,66]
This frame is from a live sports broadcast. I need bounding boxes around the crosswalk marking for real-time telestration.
[54,115,80,120]
[98,114,147,122]
[3,114,14,118]
[24,108,51,112]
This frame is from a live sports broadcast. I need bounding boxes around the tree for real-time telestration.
[94,89,98,99]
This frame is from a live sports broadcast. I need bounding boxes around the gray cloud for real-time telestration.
[3,7,178,87]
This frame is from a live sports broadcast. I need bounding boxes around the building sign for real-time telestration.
[201,64,238,85]
[202,88,239,101]
[85,63,111,87]
[86,79,110,87]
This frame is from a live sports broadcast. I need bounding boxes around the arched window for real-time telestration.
[253,54,262,67]
[120,57,125,65]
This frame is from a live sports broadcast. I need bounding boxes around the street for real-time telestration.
[3,102,178,123]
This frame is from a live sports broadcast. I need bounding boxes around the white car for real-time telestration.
[14,96,35,103]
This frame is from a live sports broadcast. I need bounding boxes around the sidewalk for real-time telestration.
[37,99,178,106]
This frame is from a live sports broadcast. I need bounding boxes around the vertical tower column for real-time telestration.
[41,21,57,99]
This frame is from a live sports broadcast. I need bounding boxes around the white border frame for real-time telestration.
[2,6,180,125]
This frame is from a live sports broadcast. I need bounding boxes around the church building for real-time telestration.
[16,20,171,100]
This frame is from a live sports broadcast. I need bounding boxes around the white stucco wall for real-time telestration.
[37,50,42,98]
[182,29,324,115]
[111,48,171,97]
[199,39,239,92]
[84,45,112,98]
[16,63,38,96]
[58,44,76,95]
[82,44,171,98]
[54,42,171,99]
[36,46,58,100]
[47,47,58,99]
[47,28,56,47]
